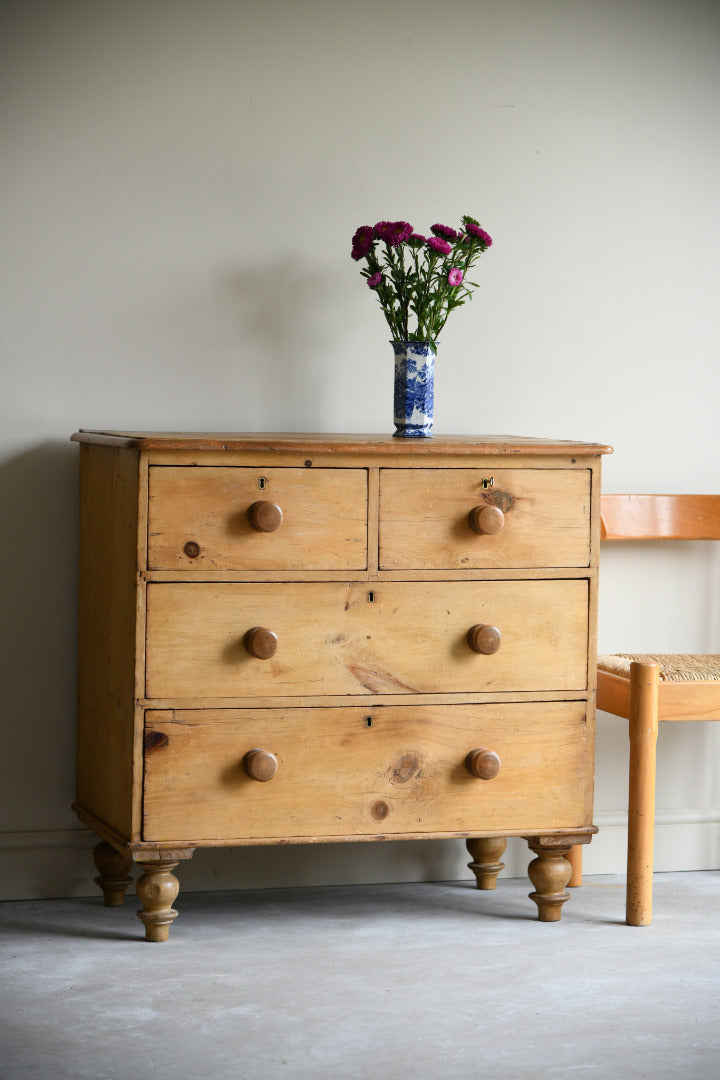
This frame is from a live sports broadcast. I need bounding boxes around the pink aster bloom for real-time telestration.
[375,220,413,247]
[448,267,463,287]
[431,223,458,242]
[427,236,452,256]
[465,222,493,247]
[367,271,383,288]
[351,225,375,261]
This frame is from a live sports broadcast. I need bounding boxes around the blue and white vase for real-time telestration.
[392,340,435,438]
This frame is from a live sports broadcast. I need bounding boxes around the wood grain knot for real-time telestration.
[371,801,390,821]
[183,541,200,558]
[390,753,421,784]
[144,731,169,754]
[485,488,514,512]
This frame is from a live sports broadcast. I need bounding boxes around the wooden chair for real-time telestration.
[569,494,720,925]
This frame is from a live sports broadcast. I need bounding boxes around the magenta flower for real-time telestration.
[431,223,458,242]
[351,213,492,343]
[427,236,452,255]
[351,225,375,261]
[375,220,413,246]
[465,222,493,247]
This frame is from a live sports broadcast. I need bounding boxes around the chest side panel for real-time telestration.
[76,443,143,838]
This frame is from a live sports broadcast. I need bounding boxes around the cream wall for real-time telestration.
[2,0,719,899]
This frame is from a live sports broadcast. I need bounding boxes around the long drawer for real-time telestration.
[142,702,589,842]
[145,579,589,698]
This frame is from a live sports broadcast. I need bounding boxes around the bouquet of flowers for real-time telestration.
[351,216,492,347]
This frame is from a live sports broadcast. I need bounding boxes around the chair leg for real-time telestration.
[626,661,660,926]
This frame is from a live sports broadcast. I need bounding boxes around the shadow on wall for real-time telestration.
[213,256,356,429]
[0,441,79,830]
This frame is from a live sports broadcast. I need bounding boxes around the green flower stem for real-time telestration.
[385,243,408,339]
[416,251,441,340]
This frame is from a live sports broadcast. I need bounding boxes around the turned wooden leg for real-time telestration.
[466,837,507,890]
[93,841,133,907]
[566,845,583,888]
[135,860,180,942]
[626,661,660,927]
[526,840,573,922]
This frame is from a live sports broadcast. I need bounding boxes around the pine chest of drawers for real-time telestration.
[72,431,609,941]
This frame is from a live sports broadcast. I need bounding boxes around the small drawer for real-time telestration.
[379,468,591,569]
[142,702,589,842]
[145,579,589,699]
[147,466,368,570]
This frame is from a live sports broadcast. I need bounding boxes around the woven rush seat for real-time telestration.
[598,654,720,683]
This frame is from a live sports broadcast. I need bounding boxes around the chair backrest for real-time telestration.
[600,495,720,542]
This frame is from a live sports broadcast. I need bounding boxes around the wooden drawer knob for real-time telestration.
[466,748,501,780]
[244,626,278,659]
[244,748,278,782]
[467,624,502,655]
[248,500,283,532]
[469,504,505,535]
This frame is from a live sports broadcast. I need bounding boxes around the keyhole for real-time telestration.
[258,477,267,490]
[482,477,494,490]
[365,717,373,728]
[368,591,375,603]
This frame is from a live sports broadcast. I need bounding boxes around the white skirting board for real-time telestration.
[2,812,719,902]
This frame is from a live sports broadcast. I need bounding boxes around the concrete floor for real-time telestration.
[1,873,718,1080]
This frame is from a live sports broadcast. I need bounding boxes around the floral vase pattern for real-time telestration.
[392,340,435,438]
